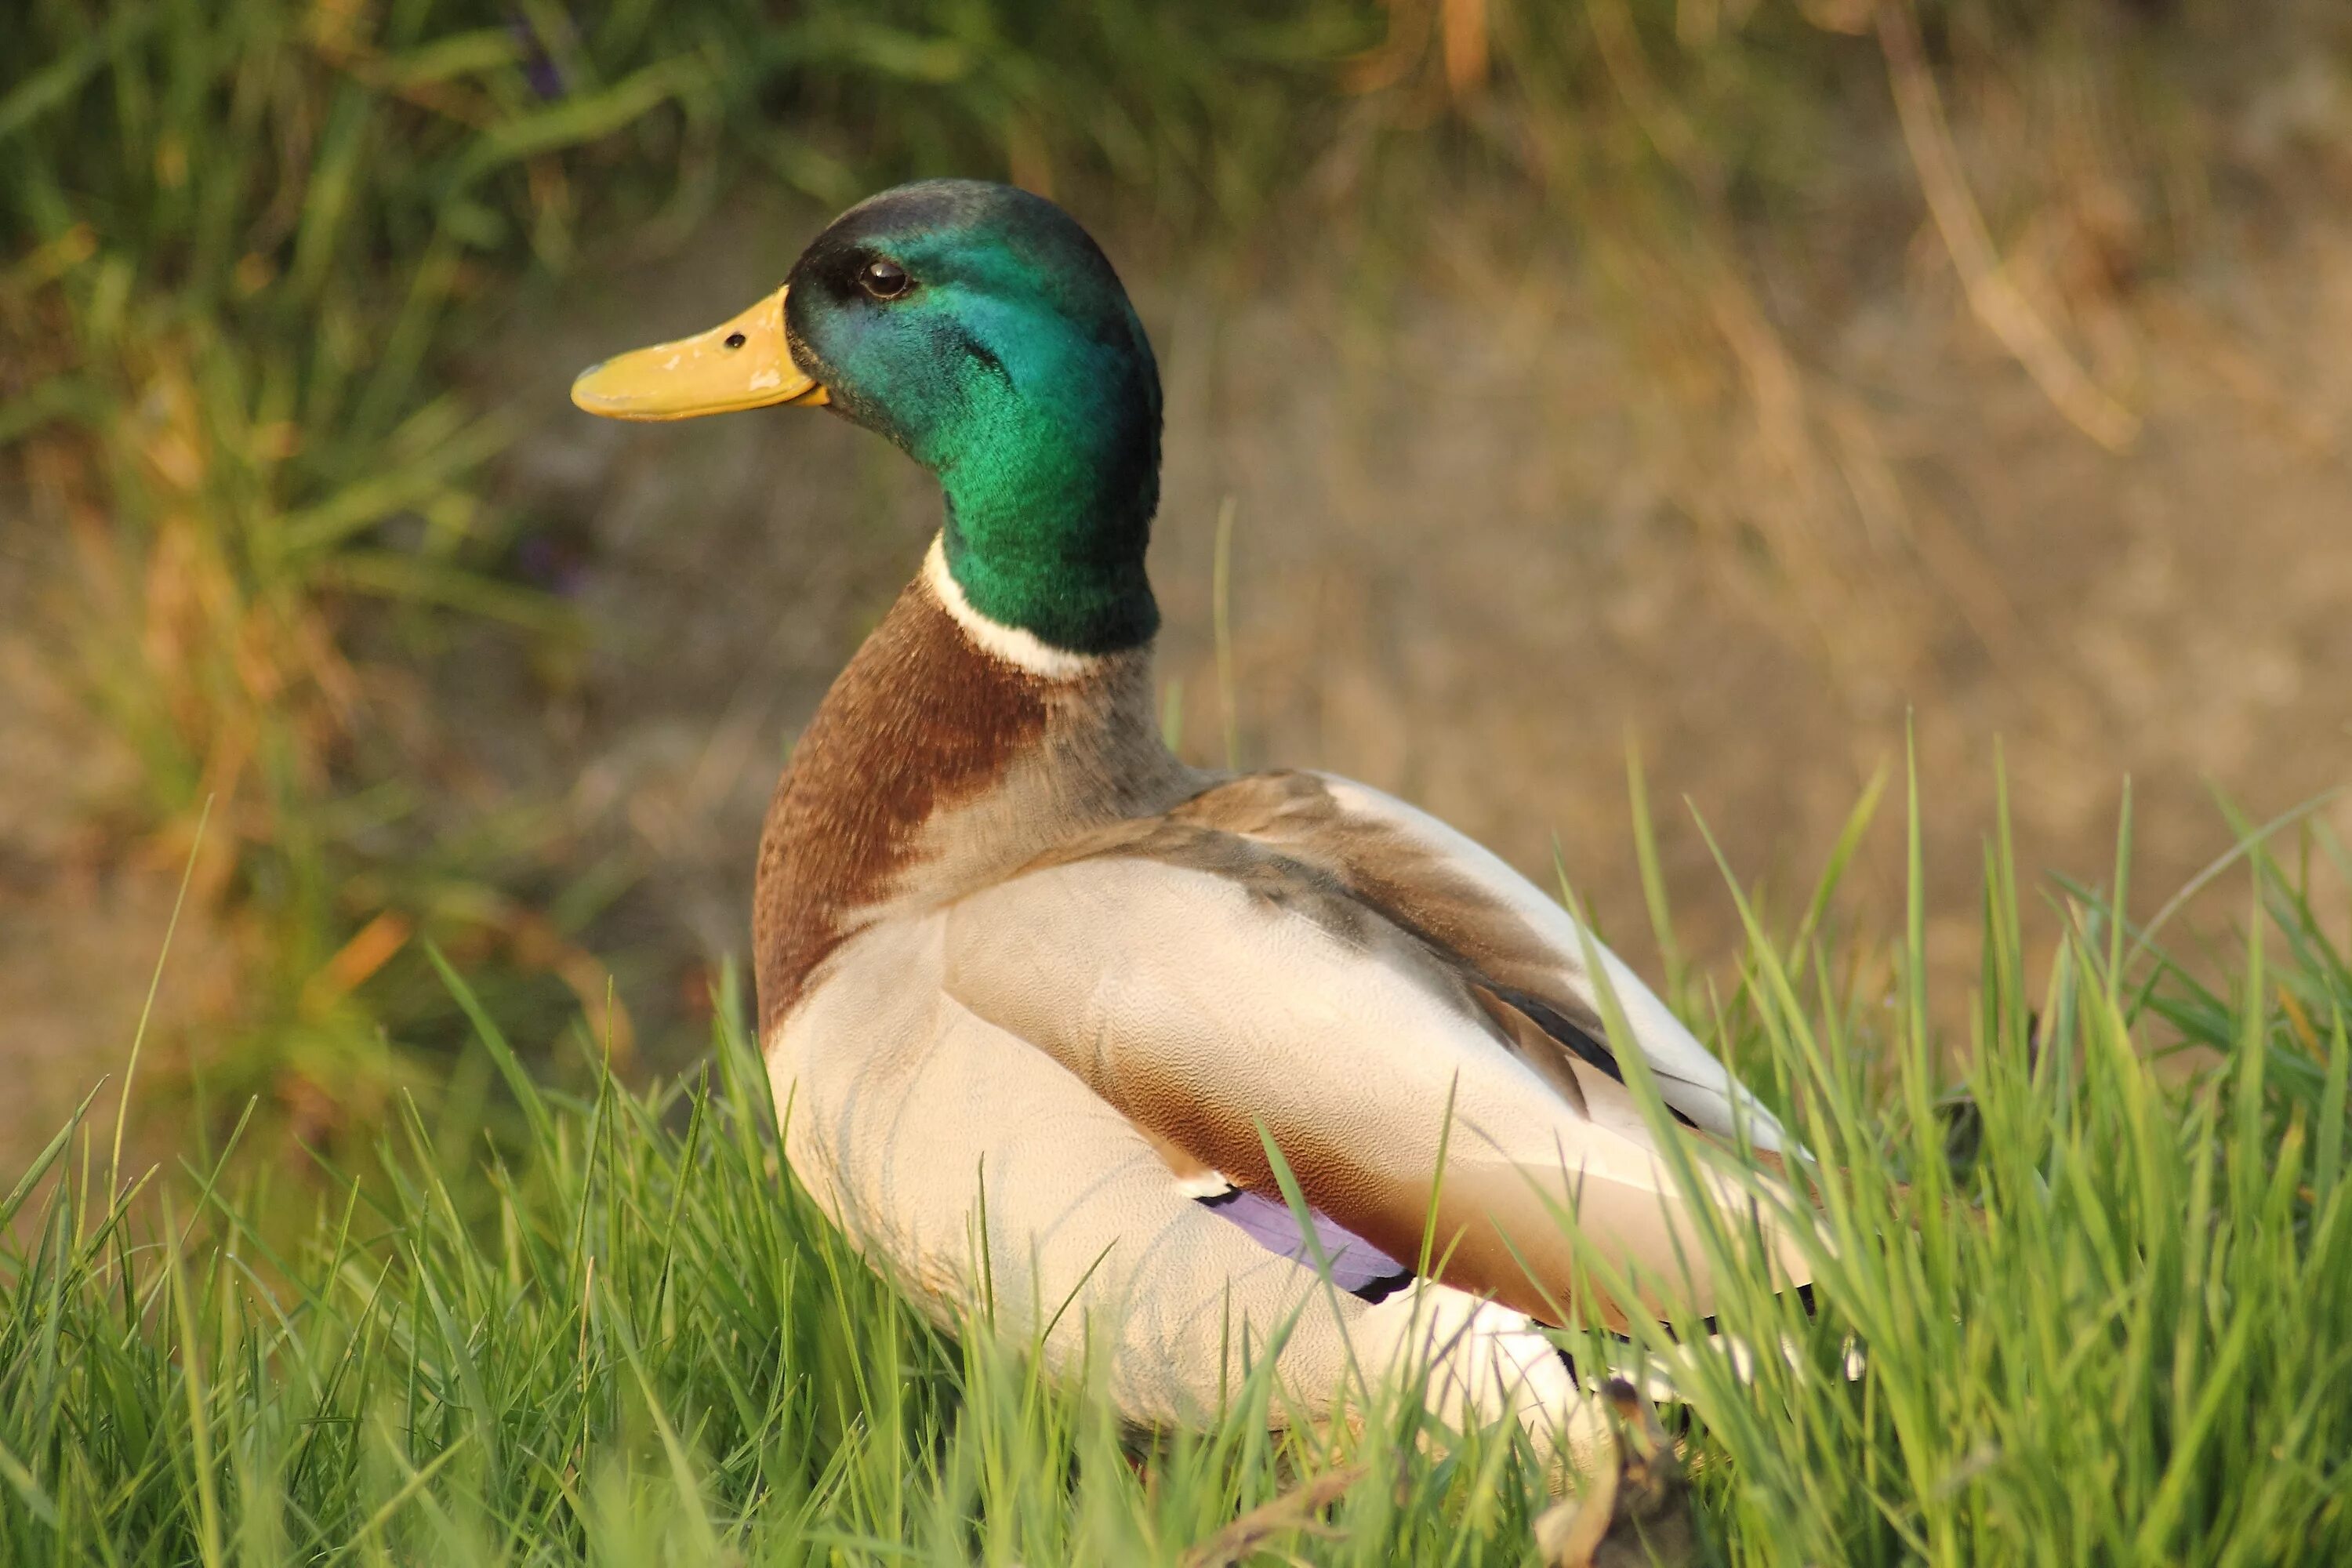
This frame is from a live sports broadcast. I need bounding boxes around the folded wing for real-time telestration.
[941,820,1809,1326]
[1165,771,1789,1151]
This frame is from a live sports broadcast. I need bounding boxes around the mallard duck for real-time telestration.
[572,179,1810,1461]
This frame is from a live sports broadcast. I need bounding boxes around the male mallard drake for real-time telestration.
[573,179,1810,1460]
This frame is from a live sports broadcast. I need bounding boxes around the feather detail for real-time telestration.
[942,851,1815,1326]
[1192,1187,1414,1300]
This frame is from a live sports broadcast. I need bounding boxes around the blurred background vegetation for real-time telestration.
[2,0,2348,1174]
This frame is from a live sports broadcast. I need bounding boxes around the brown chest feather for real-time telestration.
[753,583,1047,1027]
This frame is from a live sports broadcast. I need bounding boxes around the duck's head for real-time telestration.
[573,179,1162,655]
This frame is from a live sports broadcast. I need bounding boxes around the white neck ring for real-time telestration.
[921,534,1105,681]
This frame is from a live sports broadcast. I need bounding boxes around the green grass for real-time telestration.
[6,776,2349,1566]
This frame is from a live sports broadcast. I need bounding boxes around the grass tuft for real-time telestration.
[5,783,2350,1564]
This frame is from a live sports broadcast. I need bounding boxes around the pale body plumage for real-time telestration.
[758,535,1809,1461]
[569,177,1815,1465]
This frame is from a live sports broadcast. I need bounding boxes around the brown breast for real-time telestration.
[753,580,1050,1029]
[752,573,1186,1032]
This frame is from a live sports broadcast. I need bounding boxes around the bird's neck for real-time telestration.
[931,403,1160,656]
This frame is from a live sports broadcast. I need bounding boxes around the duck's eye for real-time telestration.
[723,332,747,349]
[860,259,910,299]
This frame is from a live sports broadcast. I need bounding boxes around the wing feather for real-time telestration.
[1162,771,1786,1151]
[942,849,1808,1324]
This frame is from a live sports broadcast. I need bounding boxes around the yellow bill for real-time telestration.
[570,285,829,420]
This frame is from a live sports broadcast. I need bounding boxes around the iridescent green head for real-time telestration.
[572,180,1162,655]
